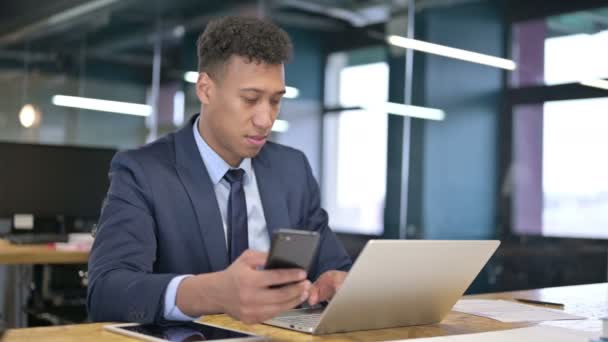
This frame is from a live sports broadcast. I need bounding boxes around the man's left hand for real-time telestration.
[307,270,348,306]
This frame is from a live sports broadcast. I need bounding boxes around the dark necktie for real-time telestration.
[224,168,248,263]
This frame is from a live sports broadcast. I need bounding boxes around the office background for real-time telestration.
[0,0,607,328]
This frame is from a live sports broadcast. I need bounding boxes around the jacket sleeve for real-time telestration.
[87,151,177,323]
[299,152,353,280]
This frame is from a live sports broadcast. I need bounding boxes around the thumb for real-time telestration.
[307,284,320,305]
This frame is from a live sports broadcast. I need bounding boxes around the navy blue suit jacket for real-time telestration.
[87,114,352,323]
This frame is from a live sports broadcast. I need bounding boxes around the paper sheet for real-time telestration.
[452,299,585,323]
[384,326,598,342]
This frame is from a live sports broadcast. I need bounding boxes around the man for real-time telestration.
[87,16,352,325]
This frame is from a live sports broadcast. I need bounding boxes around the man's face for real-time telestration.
[197,55,285,166]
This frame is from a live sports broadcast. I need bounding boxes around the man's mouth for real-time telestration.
[246,135,267,147]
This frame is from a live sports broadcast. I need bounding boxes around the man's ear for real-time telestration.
[196,72,213,105]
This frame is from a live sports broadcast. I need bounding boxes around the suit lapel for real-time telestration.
[253,148,290,238]
[173,114,229,272]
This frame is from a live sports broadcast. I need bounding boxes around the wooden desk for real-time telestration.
[4,283,606,341]
[0,239,89,265]
[0,239,89,328]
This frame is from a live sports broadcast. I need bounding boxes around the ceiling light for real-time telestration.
[172,25,185,38]
[387,35,516,70]
[272,119,289,132]
[284,86,299,99]
[183,71,199,84]
[362,102,445,121]
[183,71,300,99]
[52,95,152,117]
[580,79,608,90]
[19,104,39,128]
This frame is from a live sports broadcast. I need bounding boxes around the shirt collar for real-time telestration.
[192,115,252,185]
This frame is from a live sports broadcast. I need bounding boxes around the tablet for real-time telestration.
[104,322,267,342]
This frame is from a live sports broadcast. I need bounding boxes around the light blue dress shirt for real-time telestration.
[163,116,270,321]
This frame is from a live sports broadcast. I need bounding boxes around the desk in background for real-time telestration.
[0,239,89,328]
[4,283,606,341]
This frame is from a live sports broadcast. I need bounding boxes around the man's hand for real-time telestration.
[177,250,310,324]
[307,270,348,306]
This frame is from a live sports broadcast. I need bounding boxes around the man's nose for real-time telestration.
[252,104,274,130]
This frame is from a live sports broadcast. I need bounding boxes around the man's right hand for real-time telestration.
[176,250,310,324]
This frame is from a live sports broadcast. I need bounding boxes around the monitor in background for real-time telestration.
[0,142,116,232]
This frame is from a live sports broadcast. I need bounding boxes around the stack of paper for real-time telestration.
[384,326,598,342]
[452,299,585,323]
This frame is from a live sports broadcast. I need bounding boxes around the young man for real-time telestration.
[87,16,352,325]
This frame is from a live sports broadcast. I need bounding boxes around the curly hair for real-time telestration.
[197,16,293,78]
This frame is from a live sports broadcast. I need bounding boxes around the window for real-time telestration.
[511,98,608,239]
[511,6,608,87]
[323,60,389,235]
[544,32,608,85]
[508,6,608,240]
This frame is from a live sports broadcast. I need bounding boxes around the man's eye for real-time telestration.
[244,98,258,104]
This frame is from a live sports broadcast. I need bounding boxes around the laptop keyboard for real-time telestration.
[272,311,323,329]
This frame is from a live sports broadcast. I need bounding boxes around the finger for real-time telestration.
[255,268,307,287]
[238,250,268,268]
[316,283,336,303]
[307,284,319,306]
[307,292,318,306]
[254,280,311,305]
[251,292,310,323]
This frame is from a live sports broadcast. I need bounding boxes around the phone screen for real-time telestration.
[117,322,256,341]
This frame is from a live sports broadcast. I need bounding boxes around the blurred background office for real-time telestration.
[0,0,607,329]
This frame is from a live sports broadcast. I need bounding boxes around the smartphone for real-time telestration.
[104,322,266,342]
[264,229,320,273]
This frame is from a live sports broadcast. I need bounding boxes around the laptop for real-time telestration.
[264,240,500,335]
